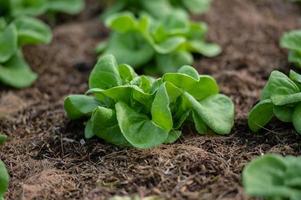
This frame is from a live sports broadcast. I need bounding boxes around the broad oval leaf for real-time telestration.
[163,73,219,100]
[106,12,137,33]
[280,30,301,52]
[118,64,137,83]
[178,65,199,80]
[185,93,235,135]
[89,54,122,89]
[271,93,301,106]
[14,16,52,45]
[248,99,274,132]
[0,52,37,88]
[115,101,168,149]
[261,71,300,100]
[64,95,100,120]
[151,83,173,132]
[187,40,221,57]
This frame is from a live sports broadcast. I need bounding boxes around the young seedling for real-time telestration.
[243,154,301,200]
[248,70,301,134]
[64,55,234,149]
[0,0,84,88]
[97,12,221,74]
[101,0,212,20]
[280,30,301,68]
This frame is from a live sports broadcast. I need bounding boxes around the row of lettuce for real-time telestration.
[0,0,301,200]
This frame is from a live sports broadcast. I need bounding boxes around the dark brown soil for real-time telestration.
[1,0,301,199]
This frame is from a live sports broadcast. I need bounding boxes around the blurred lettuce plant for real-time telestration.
[243,154,301,200]
[97,12,221,74]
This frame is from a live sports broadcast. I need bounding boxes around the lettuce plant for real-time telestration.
[243,154,301,200]
[101,0,212,20]
[97,12,221,74]
[0,0,84,88]
[280,30,301,68]
[248,70,301,134]
[64,55,234,149]
[0,17,51,88]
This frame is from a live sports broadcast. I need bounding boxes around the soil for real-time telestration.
[1,0,301,199]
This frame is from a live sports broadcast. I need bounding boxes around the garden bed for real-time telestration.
[1,0,301,199]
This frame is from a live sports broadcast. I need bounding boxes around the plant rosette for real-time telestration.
[64,54,234,149]
[248,70,301,134]
[243,154,301,200]
[97,11,221,74]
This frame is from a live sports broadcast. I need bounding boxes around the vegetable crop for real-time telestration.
[248,70,301,134]
[0,16,51,88]
[101,0,212,20]
[243,154,301,200]
[64,55,234,149]
[0,0,84,88]
[281,30,301,68]
[97,12,221,74]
